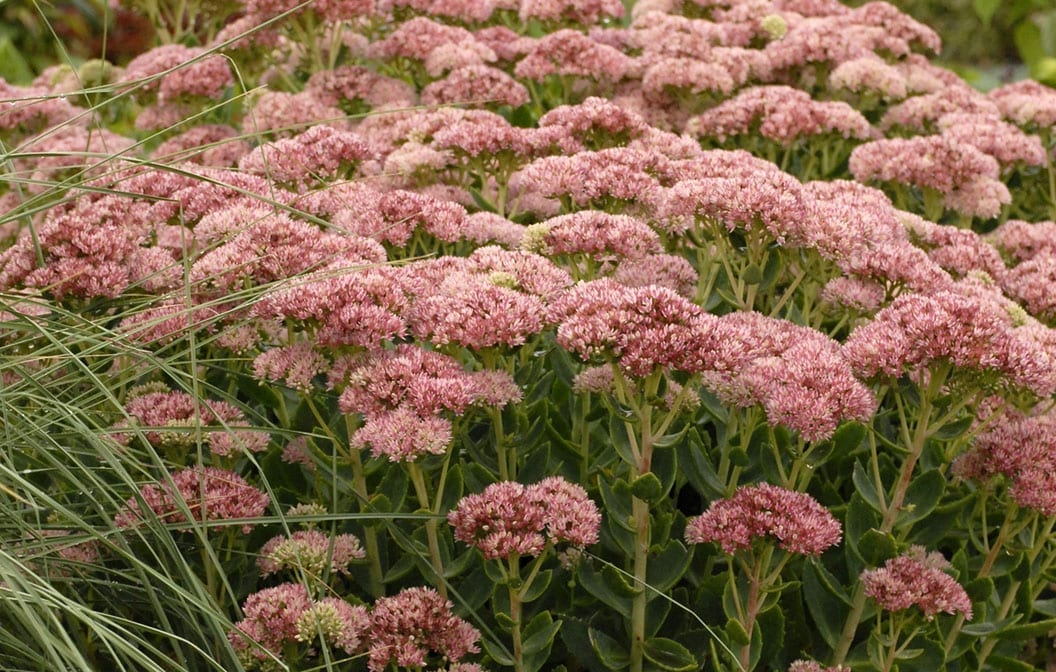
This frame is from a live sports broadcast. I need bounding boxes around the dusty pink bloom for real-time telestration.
[117,299,220,346]
[687,85,875,144]
[114,388,270,458]
[371,17,493,63]
[388,0,497,22]
[468,246,573,298]
[788,661,851,672]
[258,529,365,577]
[641,57,737,101]
[849,134,1001,195]
[352,406,454,462]
[120,45,198,94]
[0,80,80,139]
[1001,253,1056,321]
[281,436,316,469]
[3,194,155,299]
[528,211,661,260]
[828,56,907,100]
[941,176,1011,220]
[513,29,633,82]
[336,344,521,417]
[905,216,1008,281]
[331,188,470,246]
[537,97,650,152]
[407,271,547,349]
[937,113,1046,168]
[659,170,811,245]
[115,467,269,533]
[514,147,668,212]
[842,290,1056,395]
[251,266,408,349]
[462,212,527,247]
[535,476,602,547]
[989,220,1056,264]
[448,477,600,559]
[820,276,886,313]
[630,12,749,57]
[238,126,376,191]
[228,583,313,660]
[737,337,877,441]
[368,587,480,672]
[549,278,718,377]
[764,15,923,76]
[474,26,536,62]
[424,41,498,78]
[448,481,549,559]
[306,66,416,110]
[699,312,877,440]
[191,210,385,294]
[520,0,623,23]
[253,343,329,393]
[245,0,375,20]
[954,405,1056,516]
[152,125,250,167]
[430,110,537,161]
[572,364,616,394]
[685,483,841,555]
[139,166,289,224]
[612,253,699,298]
[421,65,530,107]
[862,547,972,620]
[245,91,348,137]
[988,79,1056,130]
[156,53,233,103]
[22,530,101,576]
[835,240,953,295]
[880,85,999,133]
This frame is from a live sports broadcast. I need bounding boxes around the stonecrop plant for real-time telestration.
[6,0,1056,671]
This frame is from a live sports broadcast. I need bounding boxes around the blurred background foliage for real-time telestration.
[1,0,1056,86]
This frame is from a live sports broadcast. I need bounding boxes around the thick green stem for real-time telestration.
[408,462,446,598]
[627,374,658,672]
[832,379,939,665]
[508,556,525,672]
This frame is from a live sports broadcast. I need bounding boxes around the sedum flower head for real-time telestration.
[861,546,972,620]
[448,477,601,559]
[685,483,841,556]
[368,587,480,672]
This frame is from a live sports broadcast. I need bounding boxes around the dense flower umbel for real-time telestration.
[861,547,972,620]
[112,388,270,457]
[367,587,480,672]
[448,477,601,559]
[114,467,270,533]
[548,278,717,377]
[953,406,1056,516]
[685,483,841,556]
[842,289,1056,396]
[229,583,369,668]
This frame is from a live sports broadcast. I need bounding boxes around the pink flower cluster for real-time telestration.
[842,289,1056,396]
[367,587,481,672]
[114,467,270,533]
[688,85,875,144]
[685,482,841,556]
[112,387,270,457]
[229,583,370,668]
[448,477,601,559]
[953,407,1056,516]
[861,546,972,620]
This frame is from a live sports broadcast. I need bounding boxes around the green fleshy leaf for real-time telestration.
[802,560,851,650]
[642,637,699,672]
[522,611,562,655]
[852,460,883,512]
[589,627,630,671]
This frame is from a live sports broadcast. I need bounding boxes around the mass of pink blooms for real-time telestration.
[6,0,1056,668]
